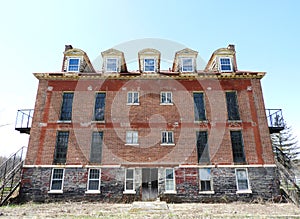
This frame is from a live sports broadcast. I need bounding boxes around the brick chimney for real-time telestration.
[65,45,73,51]
[227,44,235,51]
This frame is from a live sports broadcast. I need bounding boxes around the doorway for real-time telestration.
[142,168,158,201]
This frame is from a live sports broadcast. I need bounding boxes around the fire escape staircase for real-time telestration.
[0,147,27,206]
[266,109,300,205]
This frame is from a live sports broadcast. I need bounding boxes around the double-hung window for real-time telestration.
[144,58,155,72]
[161,131,174,145]
[53,131,69,164]
[87,169,101,193]
[236,168,251,192]
[50,168,64,193]
[196,131,210,163]
[90,132,103,163]
[126,131,138,145]
[127,92,139,105]
[60,93,74,121]
[199,168,213,192]
[181,58,193,72]
[67,58,80,72]
[193,93,206,121]
[94,93,106,121]
[165,168,175,192]
[124,169,135,193]
[106,58,118,72]
[230,131,246,163]
[226,91,240,121]
[160,92,172,104]
[219,57,232,72]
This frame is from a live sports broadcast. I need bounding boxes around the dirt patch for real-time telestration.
[0,202,299,218]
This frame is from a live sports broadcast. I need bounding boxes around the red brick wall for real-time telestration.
[25,77,274,166]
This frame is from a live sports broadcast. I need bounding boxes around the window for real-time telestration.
[236,168,250,191]
[50,168,64,192]
[165,168,175,192]
[126,131,138,145]
[226,91,240,120]
[199,168,213,192]
[90,132,103,163]
[193,93,206,121]
[87,169,101,192]
[144,58,155,72]
[125,169,135,192]
[196,131,210,163]
[60,93,74,121]
[106,58,118,72]
[127,92,139,105]
[181,58,193,72]
[94,93,106,121]
[67,58,80,72]
[53,131,69,164]
[161,131,174,145]
[160,92,172,104]
[219,57,232,72]
[230,131,246,163]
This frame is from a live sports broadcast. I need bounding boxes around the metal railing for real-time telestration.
[15,109,34,134]
[266,109,285,134]
[0,146,27,205]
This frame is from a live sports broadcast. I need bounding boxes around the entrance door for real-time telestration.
[142,168,158,201]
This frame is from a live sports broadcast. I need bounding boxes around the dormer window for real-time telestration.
[68,58,80,72]
[144,58,155,72]
[106,58,118,72]
[181,58,193,72]
[219,57,232,72]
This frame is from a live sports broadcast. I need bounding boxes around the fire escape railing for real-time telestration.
[15,109,34,134]
[266,109,285,134]
[0,146,27,206]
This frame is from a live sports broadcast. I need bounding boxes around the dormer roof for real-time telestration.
[172,48,198,73]
[204,44,237,72]
[101,48,127,73]
[62,45,95,73]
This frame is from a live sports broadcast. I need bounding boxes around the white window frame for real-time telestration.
[49,168,64,193]
[67,57,80,72]
[86,169,101,194]
[125,131,139,145]
[106,58,118,72]
[235,168,252,194]
[127,92,139,105]
[160,91,173,105]
[123,168,136,194]
[219,57,232,72]
[199,168,214,194]
[165,168,176,193]
[181,58,193,72]
[161,131,175,146]
[144,58,155,72]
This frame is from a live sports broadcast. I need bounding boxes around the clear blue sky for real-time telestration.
[0,0,299,156]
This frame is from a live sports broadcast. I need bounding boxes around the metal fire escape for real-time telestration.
[15,109,34,134]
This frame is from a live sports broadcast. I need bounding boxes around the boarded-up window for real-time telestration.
[196,131,210,163]
[193,93,206,121]
[226,91,240,120]
[230,131,246,163]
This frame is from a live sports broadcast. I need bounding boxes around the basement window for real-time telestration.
[236,168,252,193]
[199,168,214,193]
[165,168,176,193]
[49,168,64,193]
[124,169,135,194]
[86,169,101,193]
[219,57,232,72]
[67,58,80,72]
[181,58,193,72]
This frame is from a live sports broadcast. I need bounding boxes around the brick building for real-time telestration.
[20,44,279,203]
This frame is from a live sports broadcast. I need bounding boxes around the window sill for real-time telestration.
[127,103,140,106]
[236,189,252,194]
[199,191,215,194]
[57,120,72,123]
[160,103,173,106]
[194,120,209,123]
[125,143,139,146]
[123,190,136,194]
[227,120,242,123]
[91,120,105,123]
[160,143,175,146]
[164,191,177,194]
[85,190,101,194]
[48,190,63,194]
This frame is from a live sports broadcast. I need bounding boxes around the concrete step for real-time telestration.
[130,200,169,213]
